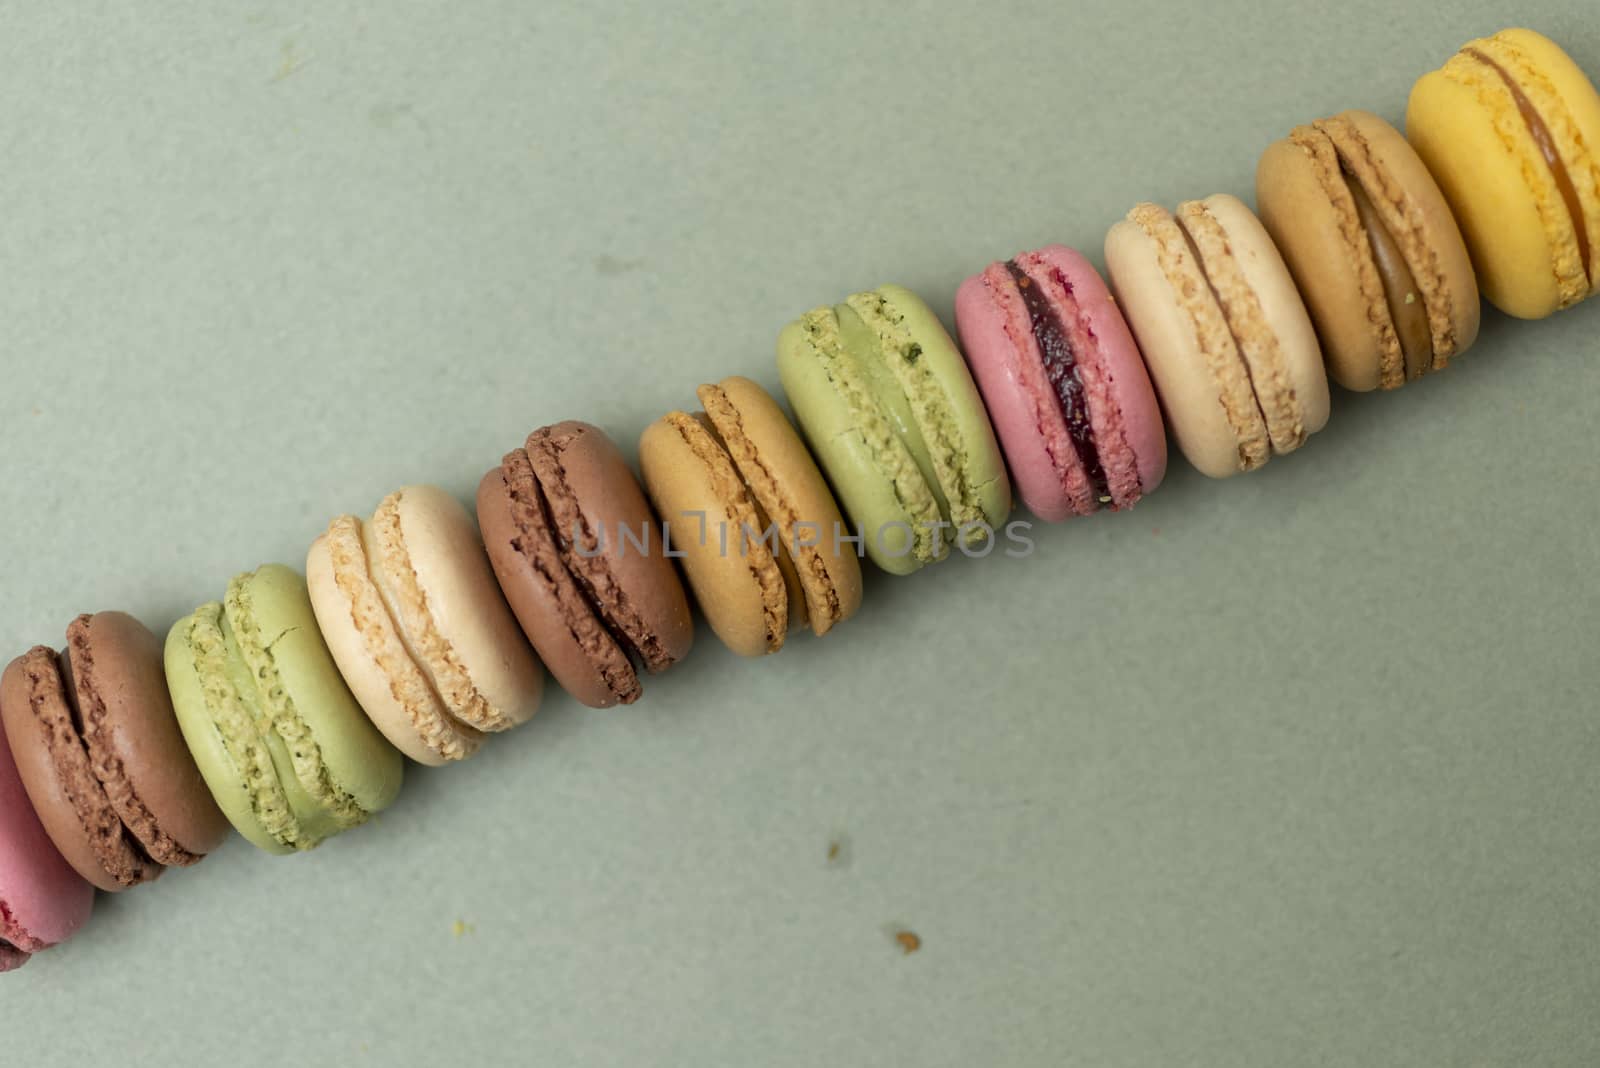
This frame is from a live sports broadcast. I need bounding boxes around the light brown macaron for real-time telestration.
[477,421,696,708]
[0,613,229,892]
[639,377,862,657]
[307,485,542,766]
[1105,194,1330,479]
[1256,109,1480,391]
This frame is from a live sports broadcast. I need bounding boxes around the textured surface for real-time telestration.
[1,3,1597,1065]
[957,247,1168,519]
[1409,28,1600,317]
[639,411,787,657]
[0,713,95,968]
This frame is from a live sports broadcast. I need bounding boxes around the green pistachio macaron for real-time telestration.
[777,285,1010,575]
[164,564,404,855]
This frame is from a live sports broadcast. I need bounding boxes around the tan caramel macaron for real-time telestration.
[639,377,862,657]
[1257,110,1480,391]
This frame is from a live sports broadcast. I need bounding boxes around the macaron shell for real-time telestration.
[0,650,157,892]
[1105,211,1262,479]
[1409,74,1560,318]
[476,460,639,709]
[698,376,862,634]
[235,565,403,819]
[1496,28,1600,287]
[0,713,94,968]
[1201,194,1330,441]
[306,529,484,766]
[874,284,1013,535]
[1407,30,1599,318]
[527,422,695,671]
[390,485,543,729]
[639,413,784,658]
[955,270,1076,521]
[1257,131,1391,390]
[958,247,1167,522]
[1335,109,1481,363]
[68,612,230,860]
[164,614,295,856]
[1035,247,1167,497]
[777,317,926,575]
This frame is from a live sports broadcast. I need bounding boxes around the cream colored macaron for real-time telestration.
[1105,194,1329,479]
[307,485,543,765]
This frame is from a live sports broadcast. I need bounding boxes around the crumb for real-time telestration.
[31,407,41,417]
[1404,291,1417,305]
[271,39,311,82]
[1151,527,1160,536]
[452,920,475,938]
[894,929,922,955]
[825,832,851,868]
[593,253,646,276]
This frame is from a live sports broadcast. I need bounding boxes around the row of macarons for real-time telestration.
[2,27,1596,971]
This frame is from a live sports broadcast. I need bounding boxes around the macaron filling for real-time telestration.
[799,305,945,563]
[1,900,45,969]
[322,516,484,760]
[1463,46,1592,284]
[15,647,161,888]
[697,382,844,633]
[1004,260,1110,503]
[496,448,643,703]
[64,619,200,868]
[224,579,370,839]
[1177,201,1306,455]
[364,496,512,734]
[845,290,993,545]
[527,424,682,673]
[1000,259,1121,510]
[184,582,371,852]
[1342,175,1434,380]
[182,605,301,847]
[666,411,788,652]
[1,899,44,968]
[1128,203,1271,469]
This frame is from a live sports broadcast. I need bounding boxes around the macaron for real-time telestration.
[1104,194,1330,479]
[165,564,403,855]
[955,245,1167,521]
[638,376,864,657]
[0,705,94,971]
[1257,109,1481,389]
[1408,28,1600,318]
[0,612,230,893]
[477,421,695,708]
[307,484,543,766]
[777,284,1011,574]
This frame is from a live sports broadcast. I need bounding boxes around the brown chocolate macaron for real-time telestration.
[477,421,695,708]
[0,612,230,892]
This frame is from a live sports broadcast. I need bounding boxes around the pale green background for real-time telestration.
[2,3,1597,1065]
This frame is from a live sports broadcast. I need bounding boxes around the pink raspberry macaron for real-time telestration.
[0,701,95,971]
[956,245,1166,521]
